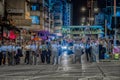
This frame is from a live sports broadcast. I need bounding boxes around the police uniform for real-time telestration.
[85,43,92,62]
[74,43,82,63]
[46,43,51,64]
[30,44,38,65]
[0,46,3,65]
[15,45,22,64]
[51,43,58,65]
[91,43,99,62]
[25,44,30,64]
[7,45,13,65]
[12,45,16,65]
[1,45,8,65]
[40,44,47,63]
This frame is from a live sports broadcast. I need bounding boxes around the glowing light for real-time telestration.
[94,8,99,13]
[62,46,67,49]
[63,52,67,56]
[81,7,86,12]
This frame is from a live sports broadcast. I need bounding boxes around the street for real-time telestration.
[0,54,120,80]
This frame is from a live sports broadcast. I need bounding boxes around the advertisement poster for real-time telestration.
[113,46,120,59]
[113,46,120,54]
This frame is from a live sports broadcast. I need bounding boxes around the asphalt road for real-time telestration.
[0,54,120,80]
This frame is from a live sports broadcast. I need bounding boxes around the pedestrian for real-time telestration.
[74,41,82,64]
[85,41,92,62]
[51,41,59,65]
[91,41,99,62]
[0,44,3,65]
[15,44,22,65]
[1,42,8,65]
[58,41,62,64]
[30,41,38,65]
[7,42,13,65]
[46,42,51,64]
[40,41,47,64]
[24,42,30,64]
[12,42,16,65]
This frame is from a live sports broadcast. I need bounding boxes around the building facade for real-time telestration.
[6,0,31,28]
[0,0,4,17]
[30,0,43,31]
[53,0,72,34]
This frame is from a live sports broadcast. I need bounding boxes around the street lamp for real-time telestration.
[81,7,86,12]
[81,23,84,26]
[94,8,99,13]
[114,0,117,46]
[81,17,86,22]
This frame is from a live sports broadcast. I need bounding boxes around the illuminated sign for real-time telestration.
[62,26,104,34]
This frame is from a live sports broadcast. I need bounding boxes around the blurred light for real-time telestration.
[87,23,90,26]
[62,46,67,49]
[89,17,94,21]
[81,17,86,22]
[116,11,120,16]
[81,23,84,26]
[63,52,67,57]
[81,7,86,12]
[94,8,99,13]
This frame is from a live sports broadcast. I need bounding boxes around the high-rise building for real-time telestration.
[63,0,72,26]
[30,0,54,32]
[30,0,43,31]
[53,0,72,33]
[6,0,32,27]
[0,0,4,17]
[53,0,63,33]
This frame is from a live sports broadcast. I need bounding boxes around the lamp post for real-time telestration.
[114,0,117,46]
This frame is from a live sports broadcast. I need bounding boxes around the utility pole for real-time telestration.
[114,0,117,46]
[105,19,107,38]
[1,0,7,44]
[91,0,93,25]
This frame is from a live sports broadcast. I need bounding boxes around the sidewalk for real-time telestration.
[100,59,120,62]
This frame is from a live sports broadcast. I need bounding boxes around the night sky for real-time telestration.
[72,0,120,25]
[72,0,87,25]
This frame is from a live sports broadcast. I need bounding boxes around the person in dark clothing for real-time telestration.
[24,42,30,64]
[46,42,51,64]
[40,42,47,63]
[15,45,22,65]
[99,44,106,60]
[25,51,30,64]
[0,45,3,65]
[85,42,92,62]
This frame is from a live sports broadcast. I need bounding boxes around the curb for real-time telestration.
[100,60,120,62]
